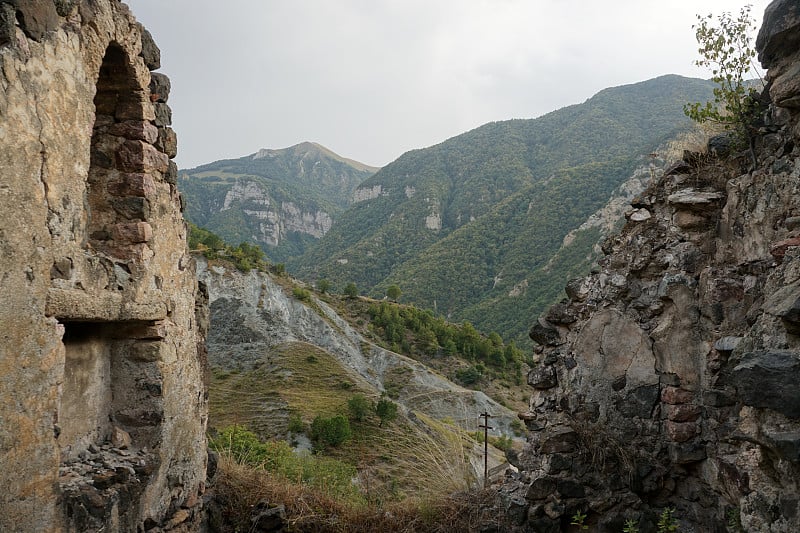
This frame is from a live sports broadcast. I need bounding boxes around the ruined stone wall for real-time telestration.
[500,1,800,531]
[0,1,207,531]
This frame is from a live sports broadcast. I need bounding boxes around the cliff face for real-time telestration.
[502,2,800,531]
[0,1,207,531]
[178,142,377,263]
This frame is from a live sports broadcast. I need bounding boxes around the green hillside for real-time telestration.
[290,75,715,342]
[179,142,377,262]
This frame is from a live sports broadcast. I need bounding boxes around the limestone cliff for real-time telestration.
[178,142,377,263]
[0,1,207,531]
[500,2,800,531]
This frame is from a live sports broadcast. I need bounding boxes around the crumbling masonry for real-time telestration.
[0,1,208,531]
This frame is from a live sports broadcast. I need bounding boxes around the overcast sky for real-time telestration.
[125,0,770,170]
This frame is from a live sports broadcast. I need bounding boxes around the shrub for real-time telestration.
[386,284,402,301]
[316,278,331,294]
[287,414,304,434]
[292,286,311,301]
[684,5,763,151]
[343,282,359,298]
[347,394,372,423]
[310,415,352,448]
[375,396,398,427]
[455,365,482,385]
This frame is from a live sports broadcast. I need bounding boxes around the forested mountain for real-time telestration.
[178,142,378,262]
[289,75,715,343]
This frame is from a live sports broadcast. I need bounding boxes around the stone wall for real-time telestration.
[500,1,800,531]
[0,1,207,531]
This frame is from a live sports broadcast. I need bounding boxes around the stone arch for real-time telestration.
[87,42,158,260]
[58,41,167,461]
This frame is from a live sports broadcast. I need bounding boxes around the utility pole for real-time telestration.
[479,411,493,488]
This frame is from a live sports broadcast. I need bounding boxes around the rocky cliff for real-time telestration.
[500,2,800,531]
[0,1,207,531]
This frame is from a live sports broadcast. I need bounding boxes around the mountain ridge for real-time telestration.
[288,74,716,343]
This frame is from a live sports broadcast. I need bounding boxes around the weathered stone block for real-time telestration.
[540,426,577,454]
[673,210,710,230]
[116,140,169,173]
[115,92,155,121]
[565,277,590,302]
[665,420,697,442]
[528,365,557,390]
[546,301,578,325]
[153,102,172,127]
[107,174,157,198]
[8,0,60,41]
[164,160,178,184]
[526,476,557,500]
[661,386,693,405]
[703,389,736,407]
[714,336,742,352]
[504,495,529,526]
[129,341,162,362]
[770,237,800,262]
[779,297,800,335]
[667,189,724,210]
[156,127,178,159]
[111,196,150,220]
[669,442,706,464]
[0,4,16,46]
[732,351,800,419]
[149,72,171,103]
[111,222,152,244]
[138,25,161,70]
[665,404,701,422]
[529,319,560,346]
[51,257,74,280]
[765,431,800,463]
[108,121,159,144]
[616,384,659,419]
[757,0,800,68]
[556,478,585,498]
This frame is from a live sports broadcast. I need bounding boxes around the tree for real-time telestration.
[317,278,331,294]
[343,282,358,298]
[683,5,763,151]
[375,396,398,427]
[347,394,372,422]
[386,284,402,301]
[310,415,352,447]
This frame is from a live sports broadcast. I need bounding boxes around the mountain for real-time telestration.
[178,142,378,262]
[289,75,716,343]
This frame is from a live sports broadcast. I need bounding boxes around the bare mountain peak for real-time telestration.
[251,141,380,173]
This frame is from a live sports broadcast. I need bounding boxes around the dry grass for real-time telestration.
[658,121,727,163]
[211,453,502,533]
[569,416,637,483]
[369,413,477,499]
